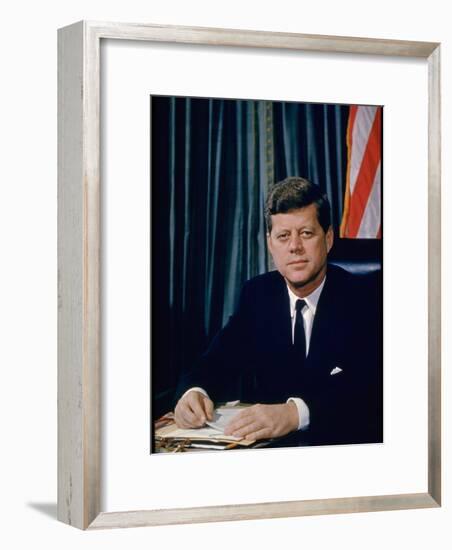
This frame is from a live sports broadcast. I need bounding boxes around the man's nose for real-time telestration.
[289,233,304,253]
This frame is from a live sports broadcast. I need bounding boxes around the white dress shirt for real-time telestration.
[184,276,327,432]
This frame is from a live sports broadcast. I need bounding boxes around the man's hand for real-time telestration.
[174,391,214,429]
[224,402,299,440]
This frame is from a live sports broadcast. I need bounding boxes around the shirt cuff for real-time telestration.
[287,397,310,430]
[182,387,209,399]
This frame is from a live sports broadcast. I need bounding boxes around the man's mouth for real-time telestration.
[287,259,308,266]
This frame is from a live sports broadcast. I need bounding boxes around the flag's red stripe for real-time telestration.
[346,108,382,237]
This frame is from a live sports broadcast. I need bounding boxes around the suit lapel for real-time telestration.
[307,267,345,368]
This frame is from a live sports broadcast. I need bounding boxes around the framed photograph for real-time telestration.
[58,21,441,529]
[151,95,383,452]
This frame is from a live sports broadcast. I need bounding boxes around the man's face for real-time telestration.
[267,204,333,296]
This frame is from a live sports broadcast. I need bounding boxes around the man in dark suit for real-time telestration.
[174,177,382,446]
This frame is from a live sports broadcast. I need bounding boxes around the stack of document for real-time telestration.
[155,405,256,451]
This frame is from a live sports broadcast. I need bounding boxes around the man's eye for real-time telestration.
[277,234,289,240]
[301,231,313,237]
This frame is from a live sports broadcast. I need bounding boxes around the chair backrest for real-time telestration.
[329,260,381,276]
[328,238,382,276]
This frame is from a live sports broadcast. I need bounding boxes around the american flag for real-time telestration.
[340,105,382,239]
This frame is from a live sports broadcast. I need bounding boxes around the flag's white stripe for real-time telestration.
[357,162,381,238]
[349,106,377,194]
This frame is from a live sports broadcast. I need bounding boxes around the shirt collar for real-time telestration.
[287,276,326,318]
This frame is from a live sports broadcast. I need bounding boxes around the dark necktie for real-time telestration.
[294,299,307,364]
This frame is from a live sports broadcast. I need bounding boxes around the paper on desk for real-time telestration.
[162,426,241,441]
[155,405,256,446]
[163,407,243,440]
[205,406,242,433]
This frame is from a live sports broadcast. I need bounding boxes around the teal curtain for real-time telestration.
[152,96,349,414]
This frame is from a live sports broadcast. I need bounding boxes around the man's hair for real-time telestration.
[265,176,331,233]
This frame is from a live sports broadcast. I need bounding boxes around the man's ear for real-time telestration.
[326,226,334,253]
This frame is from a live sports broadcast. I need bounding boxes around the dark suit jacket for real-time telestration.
[176,264,383,446]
